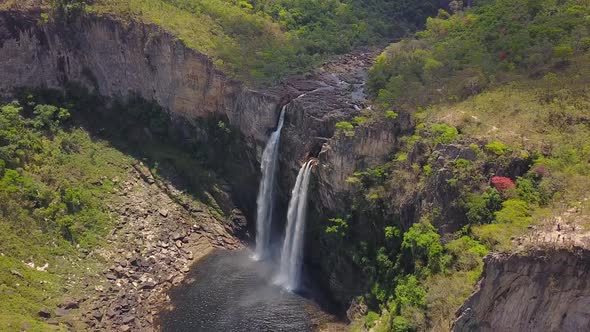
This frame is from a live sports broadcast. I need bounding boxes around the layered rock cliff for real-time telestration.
[0,10,279,145]
[454,249,590,332]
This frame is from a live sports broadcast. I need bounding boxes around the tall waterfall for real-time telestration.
[253,106,286,260]
[276,159,315,291]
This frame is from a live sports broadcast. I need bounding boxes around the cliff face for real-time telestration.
[454,249,590,332]
[0,11,280,145]
[0,10,418,310]
[273,52,415,306]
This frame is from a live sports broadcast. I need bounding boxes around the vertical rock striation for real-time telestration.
[454,249,590,332]
[0,10,280,146]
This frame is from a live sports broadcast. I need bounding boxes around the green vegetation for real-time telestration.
[0,99,132,329]
[68,0,438,83]
[0,88,232,328]
[368,0,590,110]
[335,1,590,330]
[335,121,355,136]
[485,141,509,156]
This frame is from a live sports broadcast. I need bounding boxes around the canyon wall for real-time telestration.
[0,10,417,310]
[454,249,590,331]
[0,10,280,146]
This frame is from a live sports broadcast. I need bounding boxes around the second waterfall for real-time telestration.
[276,159,315,291]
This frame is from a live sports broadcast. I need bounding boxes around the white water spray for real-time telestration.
[276,159,315,291]
[253,106,286,260]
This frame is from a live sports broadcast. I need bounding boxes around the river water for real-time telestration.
[159,249,338,332]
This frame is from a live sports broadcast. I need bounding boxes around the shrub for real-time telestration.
[391,315,413,332]
[385,226,401,239]
[423,164,432,176]
[385,110,399,119]
[453,158,471,169]
[491,176,516,192]
[516,177,542,205]
[400,221,449,276]
[396,152,408,162]
[532,164,548,177]
[325,218,348,237]
[353,116,368,126]
[485,141,509,156]
[430,124,459,145]
[553,45,574,62]
[445,236,488,271]
[394,275,427,309]
[335,121,355,136]
[365,311,380,328]
[494,199,530,224]
[465,187,503,224]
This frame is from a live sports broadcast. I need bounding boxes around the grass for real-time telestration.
[424,57,590,248]
[0,256,67,332]
[90,0,230,56]
[0,123,132,329]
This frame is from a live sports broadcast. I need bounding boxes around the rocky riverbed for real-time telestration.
[33,161,246,331]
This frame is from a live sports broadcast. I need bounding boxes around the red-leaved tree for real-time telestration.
[491,176,516,192]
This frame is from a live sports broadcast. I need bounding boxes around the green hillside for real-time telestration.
[340,1,590,330]
[2,0,441,83]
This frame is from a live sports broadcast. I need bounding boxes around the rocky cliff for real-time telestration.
[0,9,417,312]
[274,52,415,307]
[0,10,279,145]
[454,249,590,332]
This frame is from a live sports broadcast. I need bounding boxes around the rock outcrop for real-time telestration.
[79,162,243,331]
[454,249,590,332]
[274,51,415,307]
[0,10,280,145]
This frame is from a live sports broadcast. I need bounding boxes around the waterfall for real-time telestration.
[253,106,286,260]
[276,159,315,291]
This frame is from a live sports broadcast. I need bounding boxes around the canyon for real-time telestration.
[1,6,590,332]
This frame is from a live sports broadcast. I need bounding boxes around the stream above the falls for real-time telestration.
[158,249,341,332]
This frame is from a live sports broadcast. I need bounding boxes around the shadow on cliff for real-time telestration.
[10,85,261,239]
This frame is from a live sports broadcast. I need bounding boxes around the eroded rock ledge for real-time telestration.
[454,248,590,332]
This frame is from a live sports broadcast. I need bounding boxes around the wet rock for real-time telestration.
[172,276,184,285]
[38,307,51,318]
